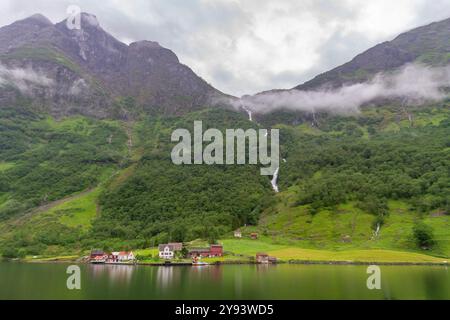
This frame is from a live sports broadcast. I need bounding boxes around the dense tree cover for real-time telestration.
[0,107,128,220]
[277,106,450,237]
[0,105,449,256]
[93,109,272,244]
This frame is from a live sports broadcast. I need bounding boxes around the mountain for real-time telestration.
[295,17,450,91]
[0,13,227,119]
[0,14,448,261]
[250,17,450,126]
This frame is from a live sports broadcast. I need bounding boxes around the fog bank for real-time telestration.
[223,63,450,114]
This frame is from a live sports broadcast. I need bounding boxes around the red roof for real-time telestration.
[256,253,268,257]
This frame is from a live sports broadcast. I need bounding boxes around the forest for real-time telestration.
[0,104,449,257]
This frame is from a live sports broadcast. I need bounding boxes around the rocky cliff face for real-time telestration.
[294,17,450,91]
[0,13,227,119]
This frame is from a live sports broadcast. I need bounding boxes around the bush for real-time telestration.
[413,222,435,249]
[1,247,24,259]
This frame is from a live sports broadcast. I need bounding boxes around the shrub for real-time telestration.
[413,221,435,249]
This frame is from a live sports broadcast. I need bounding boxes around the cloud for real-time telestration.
[1,0,450,96]
[225,64,450,114]
[0,64,54,94]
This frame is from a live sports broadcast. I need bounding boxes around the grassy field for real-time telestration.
[117,238,450,264]
[56,188,100,230]
[220,239,286,256]
[221,184,449,263]
[24,255,80,262]
[0,187,101,257]
[218,239,447,263]
[246,186,450,258]
[25,187,100,232]
[266,248,447,263]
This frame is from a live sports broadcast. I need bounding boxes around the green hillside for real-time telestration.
[0,103,448,260]
[238,103,450,258]
[0,108,272,256]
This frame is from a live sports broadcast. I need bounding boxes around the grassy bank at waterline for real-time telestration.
[9,239,448,266]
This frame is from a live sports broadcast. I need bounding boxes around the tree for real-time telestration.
[1,247,21,259]
[358,196,388,217]
[413,221,435,249]
[180,246,189,259]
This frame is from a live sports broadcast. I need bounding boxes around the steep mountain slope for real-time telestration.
[0,108,272,255]
[251,17,450,127]
[242,103,450,258]
[295,17,450,91]
[0,13,227,119]
[0,14,448,260]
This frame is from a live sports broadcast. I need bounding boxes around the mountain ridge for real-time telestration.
[294,16,450,91]
[0,13,229,119]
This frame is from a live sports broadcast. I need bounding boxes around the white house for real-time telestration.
[158,244,175,259]
[111,251,135,262]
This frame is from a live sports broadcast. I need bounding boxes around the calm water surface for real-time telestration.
[0,262,448,300]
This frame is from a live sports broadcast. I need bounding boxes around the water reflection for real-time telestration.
[0,263,449,300]
[156,266,174,290]
[89,264,134,285]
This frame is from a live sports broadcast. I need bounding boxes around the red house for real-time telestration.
[188,245,223,258]
[188,248,210,258]
[90,249,105,259]
[90,250,107,264]
[209,245,223,257]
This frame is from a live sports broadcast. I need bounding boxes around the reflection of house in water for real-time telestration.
[191,265,223,283]
[156,266,174,289]
[89,264,134,285]
[107,265,134,283]
[209,266,223,282]
[234,268,244,298]
[256,264,270,272]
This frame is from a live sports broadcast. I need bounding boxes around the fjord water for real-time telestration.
[0,263,448,300]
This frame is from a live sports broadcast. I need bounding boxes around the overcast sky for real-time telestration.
[1,0,449,96]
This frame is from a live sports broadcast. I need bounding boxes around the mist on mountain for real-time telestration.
[224,63,450,115]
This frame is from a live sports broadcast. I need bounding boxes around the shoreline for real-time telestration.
[8,258,449,267]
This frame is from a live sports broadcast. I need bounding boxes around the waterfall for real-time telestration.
[241,104,279,193]
[271,167,280,193]
[242,105,253,122]
[374,223,381,238]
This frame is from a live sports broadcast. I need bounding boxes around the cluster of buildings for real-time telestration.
[88,236,277,265]
[90,250,136,264]
[158,242,223,260]
[234,230,258,240]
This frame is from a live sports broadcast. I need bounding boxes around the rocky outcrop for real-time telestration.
[0,13,227,119]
